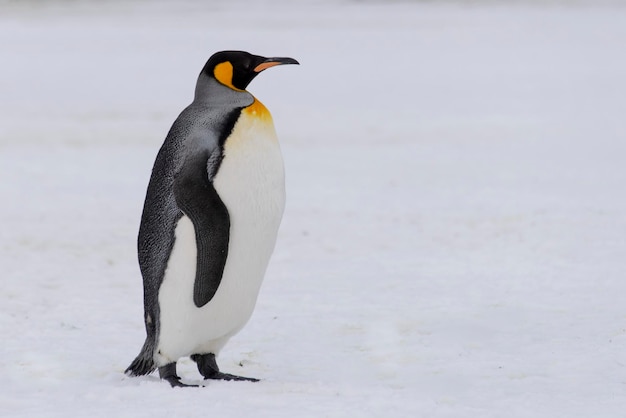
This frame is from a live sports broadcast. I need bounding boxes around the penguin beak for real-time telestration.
[253,57,300,73]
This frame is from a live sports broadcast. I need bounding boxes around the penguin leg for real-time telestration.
[158,362,199,387]
[191,353,259,382]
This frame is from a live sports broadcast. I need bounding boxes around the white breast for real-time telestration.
[155,107,285,365]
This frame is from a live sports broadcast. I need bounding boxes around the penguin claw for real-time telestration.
[162,376,200,388]
[191,353,259,382]
[204,372,259,382]
[159,362,201,388]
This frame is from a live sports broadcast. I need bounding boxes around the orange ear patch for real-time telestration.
[214,61,243,91]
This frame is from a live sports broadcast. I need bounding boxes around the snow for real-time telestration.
[1,1,626,416]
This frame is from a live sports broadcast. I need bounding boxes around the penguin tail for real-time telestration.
[125,338,157,376]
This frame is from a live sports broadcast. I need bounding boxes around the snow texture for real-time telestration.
[1,1,626,417]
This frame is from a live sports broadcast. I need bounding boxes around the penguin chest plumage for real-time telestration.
[156,102,285,365]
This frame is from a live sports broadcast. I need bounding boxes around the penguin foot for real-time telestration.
[191,353,260,382]
[163,376,200,388]
[158,362,199,388]
[205,371,260,382]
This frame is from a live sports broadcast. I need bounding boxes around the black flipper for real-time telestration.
[191,353,260,382]
[173,150,230,308]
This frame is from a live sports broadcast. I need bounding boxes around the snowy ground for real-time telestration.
[1,1,626,416]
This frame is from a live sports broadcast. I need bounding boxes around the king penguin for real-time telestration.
[125,50,298,387]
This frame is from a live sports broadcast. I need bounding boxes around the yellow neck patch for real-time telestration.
[244,98,272,122]
[214,61,243,91]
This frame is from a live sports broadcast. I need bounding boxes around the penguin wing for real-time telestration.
[173,149,230,308]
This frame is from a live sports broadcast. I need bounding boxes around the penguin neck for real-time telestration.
[193,75,254,108]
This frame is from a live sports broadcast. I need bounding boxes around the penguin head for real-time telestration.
[202,51,299,91]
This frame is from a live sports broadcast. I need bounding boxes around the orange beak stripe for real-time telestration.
[253,61,282,73]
